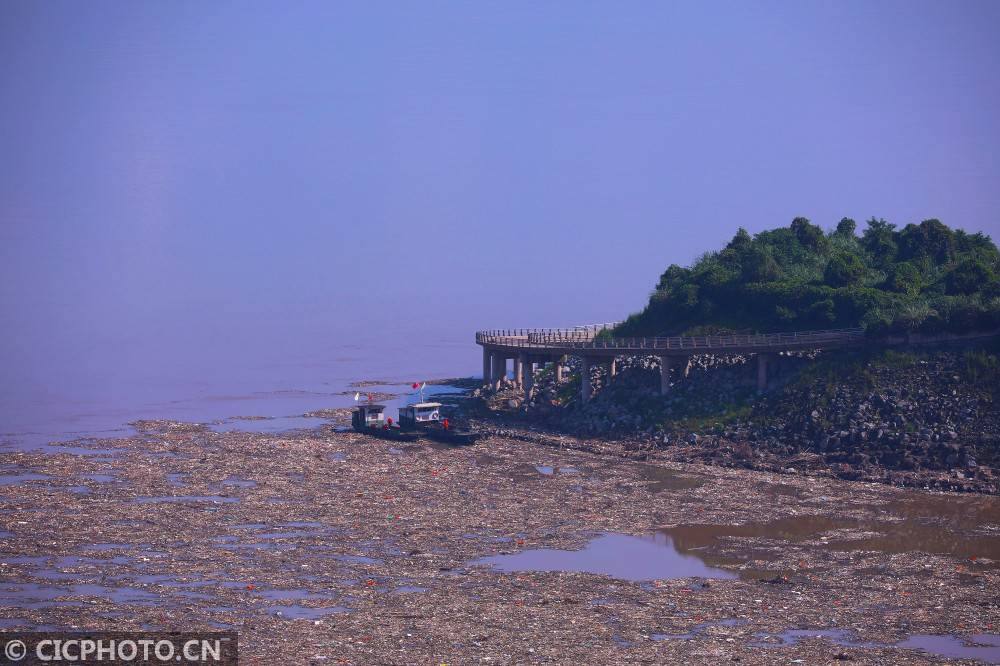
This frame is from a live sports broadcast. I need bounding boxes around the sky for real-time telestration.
[1,1,999,421]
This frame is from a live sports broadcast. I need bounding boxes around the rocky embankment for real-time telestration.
[473,345,1000,493]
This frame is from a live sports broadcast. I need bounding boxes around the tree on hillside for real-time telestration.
[836,218,857,237]
[742,244,781,282]
[886,262,922,295]
[862,218,897,268]
[948,258,997,295]
[824,252,865,287]
[898,219,955,265]
[790,217,828,252]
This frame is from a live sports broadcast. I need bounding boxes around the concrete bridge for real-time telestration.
[476,325,867,402]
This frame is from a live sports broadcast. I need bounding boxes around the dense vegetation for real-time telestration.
[616,218,1000,337]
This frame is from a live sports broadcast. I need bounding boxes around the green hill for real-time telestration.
[615,218,1000,337]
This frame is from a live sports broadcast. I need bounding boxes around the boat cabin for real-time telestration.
[399,402,441,428]
[352,404,386,430]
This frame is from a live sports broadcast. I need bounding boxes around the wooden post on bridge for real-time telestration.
[581,357,593,402]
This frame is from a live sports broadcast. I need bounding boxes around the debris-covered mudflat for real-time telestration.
[1,420,999,664]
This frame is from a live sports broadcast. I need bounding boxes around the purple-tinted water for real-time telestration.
[751,628,1000,664]
[470,533,739,582]
[1,338,476,452]
[897,634,1000,664]
[266,605,350,620]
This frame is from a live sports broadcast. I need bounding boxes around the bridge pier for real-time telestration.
[523,355,534,397]
[608,357,617,381]
[659,356,673,394]
[757,353,771,391]
[553,356,565,383]
[581,356,593,402]
[513,355,523,388]
[491,353,506,391]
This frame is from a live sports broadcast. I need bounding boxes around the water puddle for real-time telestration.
[217,542,294,552]
[0,582,161,608]
[897,633,1000,663]
[83,473,118,483]
[0,473,52,486]
[751,628,1000,664]
[633,464,704,492]
[256,588,332,601]
[38,444,125,458]
[653,618,747,640]
[0,618,63,630]
[257,530,327,539]
[210,416,329,434]
[220,476,257,488]
[267,605,350,619]
[166,473,187,486]
[27,568,81,581]
[84,543,136,552]
[470,533,738,581]
[331,554,382,565]
[531,465,581,476]
[757,481,806,499]
[2,556,48,566]
[750,628,871,648]
[282,521,324,528]
[133,496,240,504]
[661,506,1000,566]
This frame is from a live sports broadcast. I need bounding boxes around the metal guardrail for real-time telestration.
[476,326,866,352]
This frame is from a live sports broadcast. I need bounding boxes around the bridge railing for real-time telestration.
[476,327,865,351]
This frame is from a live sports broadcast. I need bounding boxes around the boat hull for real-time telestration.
[353,425,421,442]
[422,427,479,446]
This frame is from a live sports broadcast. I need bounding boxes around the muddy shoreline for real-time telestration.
[1,417,999,664]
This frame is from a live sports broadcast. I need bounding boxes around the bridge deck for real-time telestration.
[476,327,866,357]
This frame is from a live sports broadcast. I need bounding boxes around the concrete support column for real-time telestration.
[523,355,534,398]
[482,348,491,386]
[608,357,617,380]
[517,353,529,391]
[554,356,565,383]
[491,353,505,390]
[513,355,523,388]
[659,356,672,395]
[581,356,593,402]
[757,353,771,391]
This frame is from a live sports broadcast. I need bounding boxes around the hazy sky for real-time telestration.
[2,1,999,405]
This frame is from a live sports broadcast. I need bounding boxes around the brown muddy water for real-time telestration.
[661,496,1000,568]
